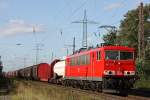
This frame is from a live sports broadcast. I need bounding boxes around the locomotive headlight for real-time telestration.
[104,70,115,75]
[124,71,135,75]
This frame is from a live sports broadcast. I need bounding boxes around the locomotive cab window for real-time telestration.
[105,51,119,60]
[120,51,133,60]
[105,51,134,60]
[96,51,101,60]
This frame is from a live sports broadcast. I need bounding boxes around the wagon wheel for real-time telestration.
[62,80,66,86]
[96,82,102,92]
[83,81,89,90]
[90,82,96,91]
[80,84,84,89]
[79,81,84,89]
[72,81,76,88]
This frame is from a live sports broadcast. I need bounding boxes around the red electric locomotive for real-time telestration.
[65,45,136,94]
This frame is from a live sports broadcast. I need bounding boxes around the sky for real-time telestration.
[0,0,149,71]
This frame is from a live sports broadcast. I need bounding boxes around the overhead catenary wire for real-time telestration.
[72,10,98,49]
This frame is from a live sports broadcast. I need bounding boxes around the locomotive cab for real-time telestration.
[104,50,135,77]
[102,46,136,93]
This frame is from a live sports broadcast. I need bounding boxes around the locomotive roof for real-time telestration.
[102,46,135,51]
[67,45,135,58]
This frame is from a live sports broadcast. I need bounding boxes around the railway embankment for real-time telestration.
[0,79,150,100]
[5,79,103,100]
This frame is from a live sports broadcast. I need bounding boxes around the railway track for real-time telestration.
[50,85,126,100]
[57,85,150,100]
[22,80,123,100]
[28,80,149,100]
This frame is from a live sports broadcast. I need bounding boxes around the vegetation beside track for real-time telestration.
[134,80,150,89]
[101,2,150,91]
[0,79,147,100]
[134,60,150,89]
[0,77,12,94]
[10,79,103,100]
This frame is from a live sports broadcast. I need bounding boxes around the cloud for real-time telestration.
[0,19,44,37]
[104,2,124,11]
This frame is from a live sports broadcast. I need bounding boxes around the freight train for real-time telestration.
[6,45,136,95]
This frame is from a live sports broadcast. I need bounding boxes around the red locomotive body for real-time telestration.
[65,46,136,93]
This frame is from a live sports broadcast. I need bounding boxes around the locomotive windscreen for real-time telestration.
[105,51,119,60]
[120,51,133,60]
[105,51,133,60]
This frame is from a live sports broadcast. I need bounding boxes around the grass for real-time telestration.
[9,79,102,100]
[8,77,150,100]
[134,60,150,89]
[134,79,150,89]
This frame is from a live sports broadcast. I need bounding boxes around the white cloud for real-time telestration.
[0,19,44,37]
[104,2,124,11]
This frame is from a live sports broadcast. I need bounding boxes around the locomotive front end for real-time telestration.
[103,46,136,94]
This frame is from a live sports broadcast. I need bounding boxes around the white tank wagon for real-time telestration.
[53,60,65,78]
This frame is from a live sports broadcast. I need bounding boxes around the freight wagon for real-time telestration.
[18,63,50,81]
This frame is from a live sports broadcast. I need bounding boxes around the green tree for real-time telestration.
[118,4,150,50]
[117,4,150,79]
[103,4,150,60]
[103,32,116,45]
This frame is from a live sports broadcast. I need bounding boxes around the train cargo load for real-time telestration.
[53,60,65,79]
